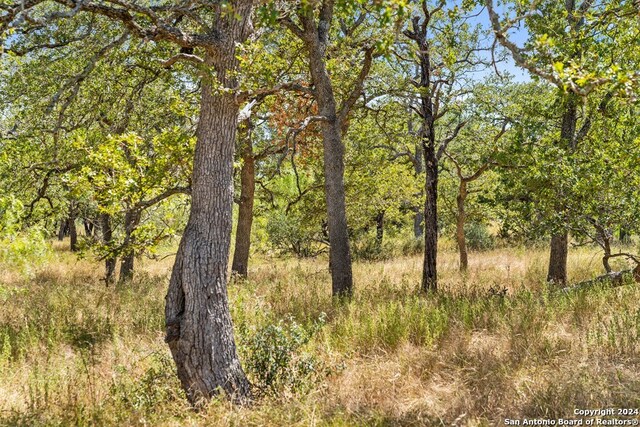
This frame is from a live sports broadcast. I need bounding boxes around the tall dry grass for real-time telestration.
[0,241,638,426]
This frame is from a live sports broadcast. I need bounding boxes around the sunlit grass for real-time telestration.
[0,240,638,426]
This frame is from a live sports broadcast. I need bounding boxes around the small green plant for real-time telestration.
[465,222,495,251]
[110,352,183,412]
[242,314,327,396]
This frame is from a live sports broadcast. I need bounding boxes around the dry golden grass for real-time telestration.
[0,241,639,426]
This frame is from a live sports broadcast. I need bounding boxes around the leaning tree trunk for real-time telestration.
[100,212,116,285]
[118,209,141,284]
[306,39,353,297]
[547,94,578,285]
[164,45,251,404]
[456,181,468,272]
[231,120,255,278]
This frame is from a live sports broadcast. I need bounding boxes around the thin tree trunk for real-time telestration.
[100,212,116,285]
[118,209,140,284]
[456,181,468,272]
[413,210,424,238]
[375,211,384,249]
[69,201,78,252]
[305,35,353,297]
[423,146,438,291]
[231,120,255,278]
[547,94,578,285]
[164,44,251,404]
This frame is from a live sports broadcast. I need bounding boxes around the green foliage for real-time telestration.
[242,314,327,396]
[0,196,50,275]
[465,222,495,251]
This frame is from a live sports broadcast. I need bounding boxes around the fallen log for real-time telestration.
[561,264,640,293]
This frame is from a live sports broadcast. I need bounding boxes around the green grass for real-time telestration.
[0,244,639,426]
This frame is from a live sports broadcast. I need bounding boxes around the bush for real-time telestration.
[242,314,327,396]
[465,222,495,251]
[0,196,50,275]
[265,212,326,257]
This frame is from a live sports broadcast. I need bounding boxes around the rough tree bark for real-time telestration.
[281,3,372,297]
[0,0,255,407]
[231,119,255,278]
[164,17,252,402]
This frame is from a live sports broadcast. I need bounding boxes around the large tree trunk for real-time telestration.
[231,121,255,278]
[68,201,78,252]
[118,209,141,284]
[305,33,353,297]
[164,43,251,404]
[100,212,116,285]
[456,182,468,272]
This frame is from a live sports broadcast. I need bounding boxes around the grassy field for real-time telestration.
[1,242,639,426]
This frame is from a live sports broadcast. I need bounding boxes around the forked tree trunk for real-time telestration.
[231,121,255,278]
[456,182,468,272]
[100,212,116,285]
[165,43,251,404]
[83,219,94,236]
[305,30,353,297]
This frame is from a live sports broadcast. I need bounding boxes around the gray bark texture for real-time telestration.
[297,5,354,297]
[164,2,253,405]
